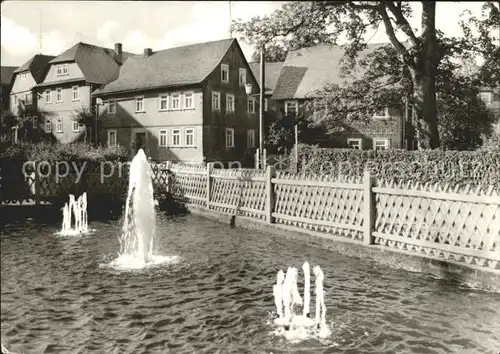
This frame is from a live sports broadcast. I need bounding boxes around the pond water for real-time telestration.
[1,214,500,354]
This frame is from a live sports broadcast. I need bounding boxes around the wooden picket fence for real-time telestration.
[168,163,500,271]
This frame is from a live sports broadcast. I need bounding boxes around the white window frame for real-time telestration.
[108,99,116,114]
[284,100,298,115]
[373,139,390,150]
[184,128,195,147]
[72,86,79,101]
[184,92,194,109]
[248,97,255,114]
[226,94,235,112]
[172,93,181,110]
[135,96,145,113]
[239,68,246,86]
[13,95,17,106]
[159,94,169,111]
[172,129,181,146]
[25,92,32,105]
[56,119,63,133]
[107,130,117,147]
[45,90,52,104]
[44,119,51,133]
[72,121,80,132]
[212,91,221,111]
[347,138,362,150]
[221,64,229,83]
[56,64,69,76]
[225,128,235,148]
[373,107,389,119]
[56,88,63,103]
[159,129,168,147]
[247,129,255,148]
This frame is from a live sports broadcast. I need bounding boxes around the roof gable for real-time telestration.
[96,38,235,95]
[272,43,387,100]
[248,61,284,95]
[1,66,18,85]
[13,54,55,83]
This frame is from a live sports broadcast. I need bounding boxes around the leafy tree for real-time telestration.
[71,106,96,143]
[233,1,499,149]
[251,44,288,63]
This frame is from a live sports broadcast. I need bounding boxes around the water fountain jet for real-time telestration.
[59,192,89,235]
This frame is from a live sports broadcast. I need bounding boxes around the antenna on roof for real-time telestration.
[39,8,43,53]
[228,1,232,38]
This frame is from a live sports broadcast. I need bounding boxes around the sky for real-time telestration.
[0,1,493,67]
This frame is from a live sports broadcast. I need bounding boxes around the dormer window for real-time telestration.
[56,64,69,76]
[221,64,229,83]
[239,68,246,86]
[373,107,389,119]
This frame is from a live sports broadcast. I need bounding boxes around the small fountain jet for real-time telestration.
[60,192,89,235]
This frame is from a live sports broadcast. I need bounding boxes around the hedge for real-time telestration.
[292,143,500,189]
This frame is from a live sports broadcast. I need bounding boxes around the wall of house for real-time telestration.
[98,87,204,162]
[10,72,37,115]
[202,41,260,166]
[43,62,86,84]
[36,83,91,143]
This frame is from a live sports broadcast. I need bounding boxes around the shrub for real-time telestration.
[292,143,500,189]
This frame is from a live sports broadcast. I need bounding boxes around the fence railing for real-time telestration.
[168,163,500,270]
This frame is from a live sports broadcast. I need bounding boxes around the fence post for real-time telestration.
[206,162,214,209]
[263,148,267,170]
[34,162,41,206]
[255,149,260,169]
[266,165,276,224]
[165,161,172,194]
[363,170,376,245]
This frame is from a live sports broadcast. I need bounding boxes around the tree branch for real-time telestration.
[386,2,420,47]
[378,4,408,57]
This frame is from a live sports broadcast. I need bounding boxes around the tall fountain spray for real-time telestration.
[313,265,327,329]
[119,149,156,263]
[302,262,311,318]
[60,192,88,235]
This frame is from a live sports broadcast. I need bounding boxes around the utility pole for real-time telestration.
[228,1,232,38]
[259,46,265,169]
[39,9,43,53]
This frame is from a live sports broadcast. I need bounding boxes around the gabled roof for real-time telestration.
[1,66,17,85]
[95,38,237,95]
[248,61,284,95]
[13,54,55,83]
[48,42,136,85]
[272,43,387,100]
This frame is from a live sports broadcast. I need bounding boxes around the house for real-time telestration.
[478,87,500,135]
[272,44,413,150]
[93,38,260,166]
[1,66,17,113]
[35,42,135,143]
[9,55,54,120]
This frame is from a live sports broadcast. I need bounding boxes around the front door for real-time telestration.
[134,132,146,154]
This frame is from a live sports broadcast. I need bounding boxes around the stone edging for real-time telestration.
[185,203,500,293]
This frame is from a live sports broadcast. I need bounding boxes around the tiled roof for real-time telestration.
[95,38,236,95]
[272,43,388,100]
[248,61,284,95]
[48,42,136,85]
[1,66,17,85]
[13,54,55,83]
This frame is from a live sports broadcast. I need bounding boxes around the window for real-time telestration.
[25,92,32,105]
[135,97,145,112]
[172,93,180,110]
[159,95,168,111]
[172,129,181,146]
[248,97,255,114]
[264,98,268,112]
[221,64,229,83]
[107,130,117,147]
[72,86,79,101]
[212,91,220,111]
[247,129,255,148]
[44,120,51,133]
[19,72,27,80]
[373,107,389,118]
[239,68,246,86]
[285,100,298,115]
[108,99,116,114]
[347,138,362,150]
[184,92,194,109]
[479,92,492,106]
[225,128,234,148]
[72,121,80,132]
[226,94,235,112]
[56,64,68,76]
[13,95,17,105]
[45,90,52,104]
[159,129,168,147]
[185,128,195,146]
[56,88,63,103]
[56,119,63,133]
[374,139,389,150]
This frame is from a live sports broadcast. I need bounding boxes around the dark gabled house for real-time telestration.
[93,38,260,166]
[1,66,17,113]
[35,42,136,143]
[272,43,415,150]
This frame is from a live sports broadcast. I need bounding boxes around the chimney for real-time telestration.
[144,48,153,58]
[114,43,123,63]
